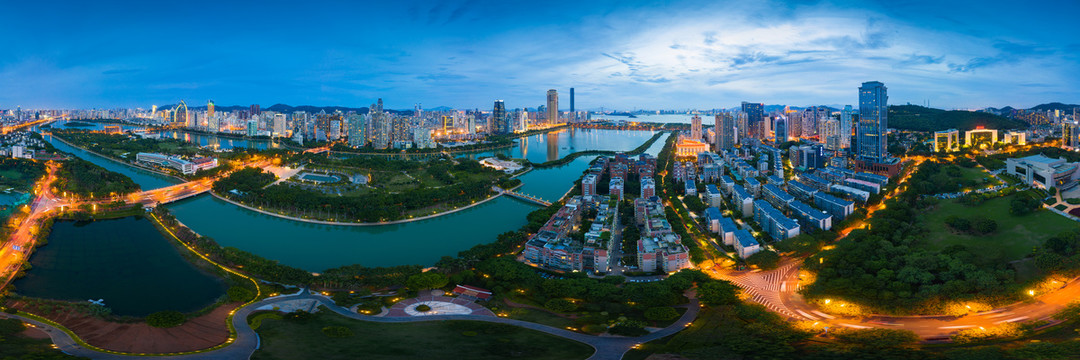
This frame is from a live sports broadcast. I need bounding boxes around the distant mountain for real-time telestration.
[889,105,1027,132]
[426,106,454,112]
[264,104,369,114]
[1029,102,1080,112]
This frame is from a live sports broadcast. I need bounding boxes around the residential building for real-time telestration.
[753,200,800,241]
[582,174,599,196]
[814,192,855,220]
[788,200,832,232]
[733,229,760,259]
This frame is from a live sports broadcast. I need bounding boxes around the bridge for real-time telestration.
[493,186,552,207]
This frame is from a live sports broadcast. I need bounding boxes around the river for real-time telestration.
[39,124,668,271]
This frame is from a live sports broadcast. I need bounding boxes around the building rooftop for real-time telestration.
[734,229,758,248]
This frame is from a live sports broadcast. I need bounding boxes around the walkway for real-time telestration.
[493,185,551,206]
[5,288,701,360]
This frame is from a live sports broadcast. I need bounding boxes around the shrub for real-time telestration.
[644,307,680,321]
[581,324,608,334]
[544,298,577,313]
[745,250,780,270]
[322,326,354,338]
[608,320,648,336]
[146,311,185,328]
[462,330,478,337]
[415,304,431,312]
[227,286,254,303]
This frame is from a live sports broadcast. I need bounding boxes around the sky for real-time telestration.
[1,0,1077,110]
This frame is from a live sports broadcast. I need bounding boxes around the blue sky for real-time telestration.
[1,0,1077,110]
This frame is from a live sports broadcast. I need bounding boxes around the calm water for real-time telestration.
[37,126,668,271]
[458,128,657,163]
[14,217,226,316]
[157,130,284,150]
[44,134,180,191]
[598,114,705,125]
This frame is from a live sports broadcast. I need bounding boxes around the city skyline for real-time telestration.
[2,0,1078,110]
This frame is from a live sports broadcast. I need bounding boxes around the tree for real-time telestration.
[971,217,997,235]
[544,298,577,313]
[697,280,739,306]
[406,271,449,291]
[746,250,780,270]
[644,306,680,321]
[832,328,919,347]
[227,286,254,302]
[146,311,186,328]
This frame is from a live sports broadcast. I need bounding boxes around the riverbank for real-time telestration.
[208,182,528,227]
[47,134,187,183]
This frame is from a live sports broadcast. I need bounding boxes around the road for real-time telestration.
[1,288,701,360]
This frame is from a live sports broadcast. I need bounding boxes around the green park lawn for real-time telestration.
[251,309,594,360]
[924,194,1077,264]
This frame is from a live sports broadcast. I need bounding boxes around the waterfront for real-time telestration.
[13,217,226,316]
[37,126,665,271]
[457,127,658,163]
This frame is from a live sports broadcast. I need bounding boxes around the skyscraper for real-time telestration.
[273,113,286,137]
[741,102,764,139]
[348,113,366,147]
[250,104,261,117]
[840,105,853,149]
[715,113,735,151]
[207,100,215,120]
[569,88,575,122]
[690,114,702,140]
[441,115,452,131]
[857,81,888,163]
[774,116,788,144]
[546,89,559,124]
[493,100,508,134]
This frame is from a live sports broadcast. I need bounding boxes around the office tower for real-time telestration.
[546,89,559,124]
[151,105,157,119]
[857,81,888,163]
[715,113,735,151]
[1064,120,1079,148]
[518,110,528,132]
[441,115,452,131]
[493,100,508,134]
[273,113,286,137]
[569,88,575,122]
[840,105,853,149]
[741,102,764,139]
[207,100,215,120]
[348,114,366,147]
[467,114,476,134]
[736,112,748,143]
[414,103,422,117]
[774,116,788,144]
[208,112,219,133]
[173,100,188,126]
[246,119,258,137]
[691,114,702,140]
[250,104,260,117]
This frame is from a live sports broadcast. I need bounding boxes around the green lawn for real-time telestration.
[506,307,577,329]
[252,309,594,360]
[958,166,990,183]
[924,194,1078,263]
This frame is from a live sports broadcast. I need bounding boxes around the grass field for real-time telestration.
[924,194,1077,263]
[252,309,594,360]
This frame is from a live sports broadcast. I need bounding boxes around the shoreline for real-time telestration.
[207,183,528,227]
[47,134,188,184]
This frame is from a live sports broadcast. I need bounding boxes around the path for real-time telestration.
[5,288,700,360]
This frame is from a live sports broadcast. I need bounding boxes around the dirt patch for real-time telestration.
[9,300,240,353]
[20,325,51,339]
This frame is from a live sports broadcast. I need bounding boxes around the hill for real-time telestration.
[1029,102,1080,113]
[888,105,1027,132]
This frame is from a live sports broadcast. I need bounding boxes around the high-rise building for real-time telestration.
[840,105,853,149]
[207,100,215,120]
[741,102,764,139]
[690,114,702,140]
[546,89,559,124]
[172,100,188,127]
[273,113,286,137]
[246,119,258,137]
[441,115,452,131]
[493,100,509,134]
[857,81,888,163]
[774,116,788,144]
[1063,120,1079,149]
[569,88,575,122]
[348,113,366,147]
[823,118,840,151]
[250,104,260,117]
[715,113,735,151]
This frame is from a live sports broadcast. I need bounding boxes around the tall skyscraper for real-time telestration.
[774,116,788,144]
[690,114,702,140]
[376,98,383,113]
[546,89,559,124]
[441,115,452,131]
[715,113,735,151]
[741,102,764,139]
[823,118,841,151]
[569,88,575,121]
[250,104,261,117]
[207,100,215,120]
[493,100,508,134]
[840,105,853,149]
[857,81,888,163]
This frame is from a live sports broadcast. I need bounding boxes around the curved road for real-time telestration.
[2,289,699,360]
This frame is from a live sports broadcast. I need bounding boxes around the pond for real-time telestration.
[13,217,227,317]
